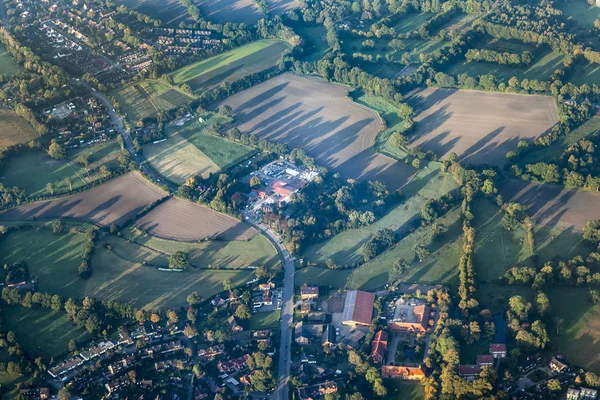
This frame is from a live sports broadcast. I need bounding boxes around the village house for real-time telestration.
[458,364,481,380]
[567,387,598,400]
[198,344,225,359]
[371,330,388,364]
[295,322,324,345]
[105,375,130,394]
[300,286,319,300]
[381,365,425,380]
[477,354,494,367]
[107,355,136,375]
[549,356,568,373]
[490,343,507,358]
[297,381,338,400]
[19,388,50,400]
[519,354,541,373]
[226,316,243,333]
[388,303,430,333]
[217,354,250,373]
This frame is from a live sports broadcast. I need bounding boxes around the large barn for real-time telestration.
[342,290,375,327]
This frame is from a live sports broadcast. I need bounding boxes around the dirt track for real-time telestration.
[135,197,258,241]
[217,73,415,191]
[0,173,167,226]
[500,179,600,230]
[406,88,559,167]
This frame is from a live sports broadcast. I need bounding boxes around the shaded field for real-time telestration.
[123,226,280,269]
[549,287,600,373]
[535,224,592,264]
[1,142,122,196]
[0,172,167,227]
[115,0,193,26]
[477,283,534,314]
[112,79,193,121]
[558,0,600,30]
[144,115,255,184]
[171,39,291,94]
[3,306,92,360]
[197,0,298,24]
[500,179,600,231]
[250,310,281,330]
[218,72,415,190]
[0,110,39,148]
[88,236,255,309]
[472,198,531,283]
[570,61,600,86]
[391,12,433,34]
[0,227,87,299]
[519,116,600,165]
[406,88,559,166]
[388,381,424,400]
[135,197,257,241]
[0,42,22,77]
[301,166,459,266]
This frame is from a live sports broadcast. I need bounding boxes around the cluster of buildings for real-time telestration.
[458,344,506,380]
[154,28,221,54]
[297,381,338,400]
[252,281,282,312]
[48,340,115,378]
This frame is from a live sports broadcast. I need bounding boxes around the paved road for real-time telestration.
[244,216,293,400]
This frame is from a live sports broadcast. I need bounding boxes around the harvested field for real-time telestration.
[0,110,39,148]
[405,88,558,166]
[135,197,258,241]
[499,179,600,231]
[218,73,415,190]
[197,0,298,24]
[0,172,167,226]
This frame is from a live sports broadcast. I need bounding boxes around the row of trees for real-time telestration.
[465,48,532,66]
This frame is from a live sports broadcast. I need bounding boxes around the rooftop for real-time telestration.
[342,290,375,326]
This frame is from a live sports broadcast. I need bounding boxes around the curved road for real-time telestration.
[244,216,294,400]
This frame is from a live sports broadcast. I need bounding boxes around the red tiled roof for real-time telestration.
[490,344,506,352]
[459,364,481,376]
[477,355,494,365]
[342,290,375,325]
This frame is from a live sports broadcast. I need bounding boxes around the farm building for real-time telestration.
[388,303,430,333]
[371,330,388,364]
[342,290,375,327]
[381,365,425,380]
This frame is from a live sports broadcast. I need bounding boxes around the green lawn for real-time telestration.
[473,198,532,283]
[557,0,600,30]
[477,283,534,314]
[301,167,459,266]
[535,225,592,265]
[170,39,291,94]
[250,310,281,330]
[570,61,600,86]
[0,42,22,78]
[0,110,40,149]
[519,117,600,165]
[392,12,433,34]
[112,79,194,121]
[116,0,193,27]
[2,305,92,361]
[122,226,280,270]
[1,142,121,196]
[387,381,424,400]
[0,227,87,299]
[294,24,330,62]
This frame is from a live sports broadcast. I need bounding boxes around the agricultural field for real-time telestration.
[111,79,193,122]
[2,305,92,360]
[519,116,600,165]
[197,0,298,24]
[170,39,291,95]
[391,12,433,34]
[472,198,532,283]
[135,197,258,241]
[0,226,87,298]
[535,224,593,264]
[217,72,416,190]
[122,226,280,269]
[0,42,22,77]
[405,88,559,166]
[87,235,255,309]
[0,142,122,196]
[0,110,39,148]
[143,115,255,184]
[301,166,459,266]
[0,172,167,226]
[569,61,600,86]
[500,179,600,231]
[548,287,600,373]
[115,0,193,26]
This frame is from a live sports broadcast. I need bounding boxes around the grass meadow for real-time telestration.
[0,43,22,77]
[0,111,39,148]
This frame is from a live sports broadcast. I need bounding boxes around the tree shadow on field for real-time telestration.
[417,130,461,159]
[189,63,245,91]
[247,102,303,136]
[228,82,289,112]
[236,96,288,126]
[459,126,505,166]
[409,104,453,142]
[405,87,458,114]
[499,180,566,227]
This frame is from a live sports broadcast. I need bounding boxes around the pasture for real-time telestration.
[557,0,600,31]
[301,166,459,266]
[499,179,600,231]
[171,39,291,94]
[197,0,297,24]
[144,115,255,184]
[123,226,280,269]
[135,197,258,241]
[115,0,193,26]
[218,72,415,190]
[0,42,21,77]
[0,227,87,298]
[391,12,433,34]
[1,142,121,196]
[405,88,559,166]
[570,61,600,86]
[112,79,193,121]
[0,172,167,227]
[0,110,39,148]
[3,305,92,360]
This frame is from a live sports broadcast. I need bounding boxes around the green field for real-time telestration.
[557,0,600,30]
[143,114,256,184]
[392,12,433,34]
[2,305,92,360]
[388,381,425,400]
[0,42,22,78]
[0,110,40,149]
[473,198,532,283]
[570,61,600,86]
[116,0,193,27]
[250,310,281,330]
[170,39,291,94]
[535,224,592,264]
[295,24,330,62]
[301,167,459,266]
[112,79,194,122]
[519,117,600,165]
[477,283,534,314]
[0,227,87,298]
[447,47,565,82]
[1,142,121,196]
[548,287,600,373]
[122,226,280,269]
